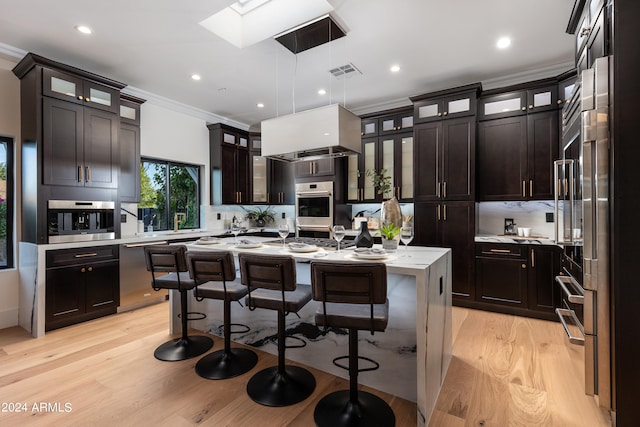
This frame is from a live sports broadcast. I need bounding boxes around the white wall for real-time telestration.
[0,55,21,328]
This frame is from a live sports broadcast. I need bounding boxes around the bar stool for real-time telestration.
[144,244,213,361]
[185,251,258,379]
[310,260,395,427]
[238,252,316,407]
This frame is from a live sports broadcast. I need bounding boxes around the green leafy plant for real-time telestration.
[243,206,275,224]
[377,222,400,240]
[365,168,392,196]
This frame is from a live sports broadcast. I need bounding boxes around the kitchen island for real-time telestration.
[18,232,451,426]
[180,237,451,426]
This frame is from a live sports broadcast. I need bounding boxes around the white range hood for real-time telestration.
[260,103,361,161]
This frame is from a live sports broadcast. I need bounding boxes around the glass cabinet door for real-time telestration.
[381,138,395,200]
[347,154,360,201]
[252,155,268,203]
[414,99,444,123]
[43,68,84,103]
[527,86,558,113]
[363,140,376,200]
[478,91,527,120]
[361,118,377,137]
[399,136,414,200]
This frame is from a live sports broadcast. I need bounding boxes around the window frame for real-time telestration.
[139,157,201,232]
[0,136,14,269]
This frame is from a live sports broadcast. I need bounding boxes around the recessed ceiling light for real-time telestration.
[318,89,326,95]
[257,103,264,108]
[497,37,511,49]
[191,74,201,81]
[390,65,401,73]
[75,25,92,35]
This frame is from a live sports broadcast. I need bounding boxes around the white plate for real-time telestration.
[287,244,318,253]
[346,253,396,262]
[351,251,388,260]
[195,238,221,245]
[236,243,263,249]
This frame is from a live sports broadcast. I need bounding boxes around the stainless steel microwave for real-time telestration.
[47,200,115,243]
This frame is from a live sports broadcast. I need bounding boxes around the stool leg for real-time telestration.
[313,328,396,427]
[153,289,213,362]
[246,309,316,406]
[195,299,257,379]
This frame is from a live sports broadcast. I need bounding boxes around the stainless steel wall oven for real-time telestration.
[294,181,333,237]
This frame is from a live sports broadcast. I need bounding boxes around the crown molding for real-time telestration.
[481,60,575,91]
[121,87,250,131]
[0,42,27,60]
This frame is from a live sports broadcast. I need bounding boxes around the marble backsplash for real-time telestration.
[477,201,556,238]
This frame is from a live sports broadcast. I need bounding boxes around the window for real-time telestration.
[0,137,14,269]
[138,158,200,231]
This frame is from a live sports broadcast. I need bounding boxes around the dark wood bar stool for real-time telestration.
[238,252,316,407]
[144,244,213,361]
[186,251,258,379]
[310,261,395,427]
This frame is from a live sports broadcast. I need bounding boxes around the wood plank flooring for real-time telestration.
[0,302,612,426]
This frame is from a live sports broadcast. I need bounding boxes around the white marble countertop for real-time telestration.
[475,234,559,246]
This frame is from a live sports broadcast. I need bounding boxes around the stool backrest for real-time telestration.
[310,261,387,305]
[144,244,188,273]
[238,253,296,291]
[186,251,236,284]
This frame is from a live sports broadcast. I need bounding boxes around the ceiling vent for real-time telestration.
[329,63,361,79]
[275,14,346,54]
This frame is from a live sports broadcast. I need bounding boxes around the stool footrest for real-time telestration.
[178,311,207,321]
[332,355,379,373]
[284,334,307,349]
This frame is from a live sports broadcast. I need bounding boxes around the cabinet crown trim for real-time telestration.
[410,82,482,103]
[12,52,127,89]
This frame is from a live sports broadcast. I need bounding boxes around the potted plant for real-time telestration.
[243,206,275,227]
[377,222,400,250]
[366,168,402,228]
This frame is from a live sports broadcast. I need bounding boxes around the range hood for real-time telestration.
[261,103,361,162]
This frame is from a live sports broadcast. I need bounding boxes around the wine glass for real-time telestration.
[278,223,289,250]
[333,225,346,253]
[231,223,241,244]
[400,225,414,257]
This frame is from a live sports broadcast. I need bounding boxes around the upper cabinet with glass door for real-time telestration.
[42,68,120,114]
[412,84,480,124]
[478,81,559,120]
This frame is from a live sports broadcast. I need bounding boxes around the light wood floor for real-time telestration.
[0,302,612,427]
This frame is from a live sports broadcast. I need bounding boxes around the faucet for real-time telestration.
[174,212,186,232]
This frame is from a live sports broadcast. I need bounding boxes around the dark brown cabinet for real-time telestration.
[42,97,118,189]
[473,242,561,320]
[249,134,293,205]
[414,117,475,202]
[377,110,414,135]
[45,245,119,331]
[414,202,475,300]
[294,158,334,178]
[118,95,144,203]
[475,243,528,308]
[527,245,562,314]
[208,124,250,205]
[13,53,127,244]
[478,85,558,121]
[478,111,558,201]
[575,0,608,73]
[412,89,478,124]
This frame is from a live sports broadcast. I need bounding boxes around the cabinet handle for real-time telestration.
[77,95,83,101]
[557,99,563,105]
[529,180,533,197]
[529,105,534,109]
[86,166,91,182]
[522,181,526,198]
[437,204,441,221]
[88,266,93,272]
[437,113,442,117]
[436,181,441,198]
[531,249,535,268]
[78,165,83,182]
[521,263,527,269]
[443,204,447,221]
[443,181,447,199]
[85,97,91,102]
[74,252,98,258]
[81,267,86,273]
[521,107,526,111]
[443,111,448,116]
[490,249,511,253]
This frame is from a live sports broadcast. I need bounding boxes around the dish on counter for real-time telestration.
[287,243,318,253]
[351,247,388,260]
[235,239,263,249]
[194,237,222,245]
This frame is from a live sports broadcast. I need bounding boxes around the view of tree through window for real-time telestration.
[138,159,200,231]
[0,137,13,269]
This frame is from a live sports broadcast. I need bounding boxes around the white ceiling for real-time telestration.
[0,0,576,130]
